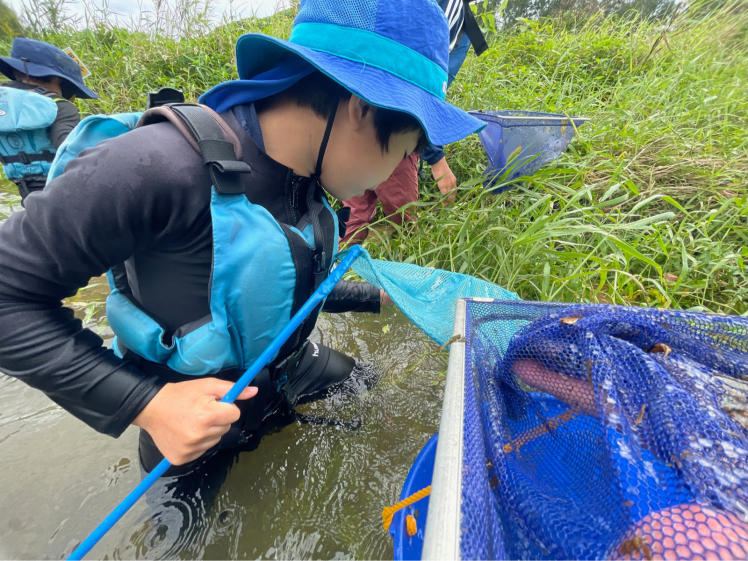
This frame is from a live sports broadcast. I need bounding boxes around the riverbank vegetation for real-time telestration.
[2,0,746,314]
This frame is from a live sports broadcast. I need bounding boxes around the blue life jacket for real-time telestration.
[47,103,338,375]
[47,111,141,179]
[0,86,59,182]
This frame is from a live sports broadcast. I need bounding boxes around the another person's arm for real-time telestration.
[323,280,382,313]
[421,142,457,201]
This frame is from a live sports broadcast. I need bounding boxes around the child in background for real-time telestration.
[0,37,97,202]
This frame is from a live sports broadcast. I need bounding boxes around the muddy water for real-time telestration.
[0,183,447,559]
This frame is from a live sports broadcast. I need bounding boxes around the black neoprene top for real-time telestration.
[0,104,379,437]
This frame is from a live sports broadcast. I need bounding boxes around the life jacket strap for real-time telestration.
[307,184,336,289]
[275,184,336,361]
[277,218,321,361]
[156,103,252,195]
[0,149,55,165]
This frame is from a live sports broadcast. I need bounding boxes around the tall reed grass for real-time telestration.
[1,0,745,313]
[368,1,747,314]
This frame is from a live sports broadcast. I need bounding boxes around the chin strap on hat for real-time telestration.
[313,101,337,181]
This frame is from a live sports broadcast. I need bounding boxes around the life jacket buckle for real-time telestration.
[313,250,327,274]
[208,161,250,195]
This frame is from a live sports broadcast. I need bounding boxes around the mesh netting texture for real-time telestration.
[351,251,518,346]
[461,300,748,560]
[295,0,378,30]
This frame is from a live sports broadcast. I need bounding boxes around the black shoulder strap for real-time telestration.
[164,103,251,194]
[307,184,336,290]
[275,182,336,361]
[277,221,314,359]
[139,103,251,194]
[461,0,488,56]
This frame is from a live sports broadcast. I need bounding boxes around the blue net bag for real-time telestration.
[350,249,519,346]
[350,252,747,559]
[460,299,748,560]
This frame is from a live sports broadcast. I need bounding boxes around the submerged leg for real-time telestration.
[134,435,238,558]
[280,341,379,406]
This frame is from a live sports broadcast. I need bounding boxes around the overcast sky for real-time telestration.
[7,0,289,27]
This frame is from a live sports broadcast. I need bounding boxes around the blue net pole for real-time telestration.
[67,245,363,560]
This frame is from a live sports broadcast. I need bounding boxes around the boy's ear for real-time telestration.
[346,95,373,130]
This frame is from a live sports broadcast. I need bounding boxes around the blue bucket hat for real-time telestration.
[0,37,98,99]
[210,0,484,146]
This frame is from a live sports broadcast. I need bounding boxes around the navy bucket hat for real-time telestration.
[227,0,484,146]
[0,37,98,99]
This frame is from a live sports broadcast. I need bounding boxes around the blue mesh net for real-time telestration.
[350,250,519,346]
[295,0,377,31]
[355,253,748,559]
[470,111,588,191]
[461,299,748,560]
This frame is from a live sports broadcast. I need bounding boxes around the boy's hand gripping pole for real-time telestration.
[67,245,363,560]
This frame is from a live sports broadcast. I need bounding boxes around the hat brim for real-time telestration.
[0,56,98,99]
[235,34,483,146]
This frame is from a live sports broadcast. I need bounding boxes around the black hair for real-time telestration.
[59,80,77,100]
[258,70,428,153]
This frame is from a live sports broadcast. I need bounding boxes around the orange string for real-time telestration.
[503,408,577,455]
[382,485,432,530]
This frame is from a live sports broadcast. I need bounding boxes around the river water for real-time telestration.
[0,183,447,559]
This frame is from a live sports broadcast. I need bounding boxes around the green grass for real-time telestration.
[363,2,748,314]
[1,1,746,314]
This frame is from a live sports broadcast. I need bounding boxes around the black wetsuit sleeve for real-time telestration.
[421,141,446,166]
[323,280,381,313]
[0,125,202,437]
[48,99,81,148]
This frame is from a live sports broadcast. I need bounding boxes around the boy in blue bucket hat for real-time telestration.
[0,0,483,545]
[0,37,98,202]
[341,0,488,244]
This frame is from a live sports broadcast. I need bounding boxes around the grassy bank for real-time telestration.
[2,1,746,313]
[381,2,747,314]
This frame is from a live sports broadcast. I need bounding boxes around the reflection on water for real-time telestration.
[0,182,447,560]
[0,183,21,223]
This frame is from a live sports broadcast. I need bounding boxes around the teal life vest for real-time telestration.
[47,111,142,179]
[47,103,339,375]
[0,86,59,182]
